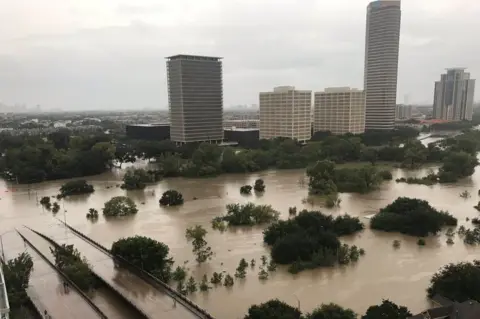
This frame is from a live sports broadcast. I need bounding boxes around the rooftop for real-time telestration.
[224,128,259,132]
[166,54,223,61]
[127,123,169,127]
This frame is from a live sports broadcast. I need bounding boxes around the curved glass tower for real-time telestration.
[364,0,401,130]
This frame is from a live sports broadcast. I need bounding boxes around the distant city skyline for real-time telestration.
[0,0,479,110]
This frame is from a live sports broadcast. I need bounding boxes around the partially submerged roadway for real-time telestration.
[19,228,144,319]
[18,232,103,319]
[51,226,199,319]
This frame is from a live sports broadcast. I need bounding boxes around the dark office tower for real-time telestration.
[166,54,223,143]
[364,0,401,130]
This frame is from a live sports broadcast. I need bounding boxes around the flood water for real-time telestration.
[1,158,479,318]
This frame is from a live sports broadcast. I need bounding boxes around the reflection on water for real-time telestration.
[2,164,480,318]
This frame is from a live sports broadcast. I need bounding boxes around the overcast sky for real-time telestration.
[0,0,478,110]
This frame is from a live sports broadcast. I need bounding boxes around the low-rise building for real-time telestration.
[125,123,170,141]
[223,119,259,129]
[224,128,259,148]
[409,296,480,319]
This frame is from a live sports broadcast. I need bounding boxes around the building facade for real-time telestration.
[224,128,260,148]
[125,124,170,141]
[433,68,476,121]
[223,119,260,129]
[364,0,401,130]
[395,104,413,120]
[166,54,223,144]
[314,87,365,135]
[259,86,311,143]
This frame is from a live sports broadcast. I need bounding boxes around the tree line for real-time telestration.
[1,126,468,184]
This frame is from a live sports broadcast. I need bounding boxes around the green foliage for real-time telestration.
[235,258,249,278]
[210,272,223,285]
[308,160,386,195]
[427,260,480,302]
[111,235,173,282]
[370,197,457,237]
[361,299,412,319]
[417,239,426,246]
[185,225,213,263]
[307,160,337,195]
[438,151,478,182]
[393,240,401,249]
[0,133,115,183]
[378,170,393,181]
[240,185,253,194]
[254,179,266,192]
[159,190,184,206]
[264,210,364,271]
[59,180,94,197]
[305,303,356,319]
[288,207,297,216]
[224,274,234,287]
[50,244,96,292]
[172,266,187,282]
[447,238,454,245]
[186,276,197,294]
[244,299,302,319]
[40,196,50,206]
[121,168,154,190]
[3,252,34,310]
[51,202,60,213]
[103,196,138,217]
[199,274,211,292]
[258,268,269,280]
[114,144,136,168]
[86,208,99,220]
[216,203,280,227]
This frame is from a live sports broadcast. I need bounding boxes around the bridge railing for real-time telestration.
[58,219,216,319]
[0,264,9,319]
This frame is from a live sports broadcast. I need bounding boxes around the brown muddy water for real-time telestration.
[1,155,479,318]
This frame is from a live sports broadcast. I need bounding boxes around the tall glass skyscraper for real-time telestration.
[364,0,401,130]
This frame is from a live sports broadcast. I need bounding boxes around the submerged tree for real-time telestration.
[159,189,184,206]
[362,300,412,319]
[185,225,213,263]
[103,196,138,217]
[111,235,173,282]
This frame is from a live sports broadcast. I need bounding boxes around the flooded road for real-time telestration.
[1,163,480,318]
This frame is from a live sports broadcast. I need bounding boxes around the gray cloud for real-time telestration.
[0,0,479,110]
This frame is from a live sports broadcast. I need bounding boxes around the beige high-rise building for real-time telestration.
[364,0,401,130]
[259,86,311,143]
[314,87,366,135]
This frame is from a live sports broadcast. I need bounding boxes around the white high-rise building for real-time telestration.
[259,86,311,143]
[364,0,402,130]
[433,68,476,121]
[314,87,365,135]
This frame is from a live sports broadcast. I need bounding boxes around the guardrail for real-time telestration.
[16,229,108,319]
[24,227,150,319]
[0,263,9,319]
[57,219,216,319]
